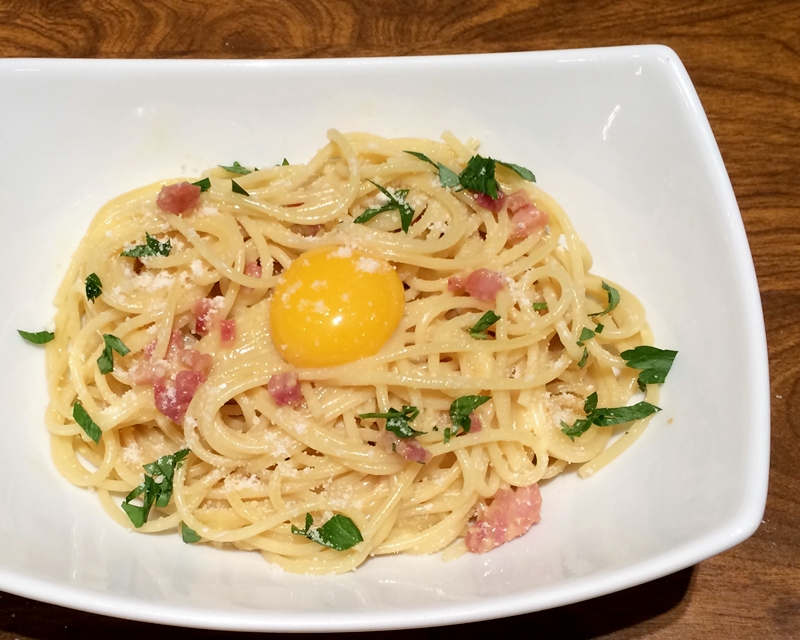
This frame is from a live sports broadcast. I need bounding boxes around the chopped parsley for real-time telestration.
[359,405,423,439]
[459,155,499,198]
[191,177,211,192]
[467,310,501,339]
[577,347,589,368]
[121,232,171,258]
[72,401,102,443]
[589,282,620,317]
[561,392,661,440]
[354,181,415,233]
[281,158,290,166]
[181,523,201,543]
[457,155,536,199]
[18,329,54,344]
[445,395,490,443]
[231,180,250,196]
[85,273,102,302]
[291,512,363,551]
[577,327,596,346]
[621,345,678,391]
[97,333,130,375]
[219,161,252,175]
[404,151,460,188]
[121,449,190,528]
[532,301,548,312]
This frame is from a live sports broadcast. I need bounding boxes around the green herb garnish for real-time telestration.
[192,177,211,192]
[577,347,589,368]
[532,302,548,312]
[18,329,54,344]
[281,158,290,166]
[354,181,415,233]
[497,160,536,182]
[467,310,501,339]
[181,523,201,543]
[72,401,102,443]
[448,395,490,440]
[219,161,252,175]
[459,155,499,198]
[85,273,102,302]
[231,180,250,196]
[291,512,363,551]
[621,345,678,391]
[577,327,596,346]
[97,333,130,375]
[560,392,661,440]
[121,449,190,528]
[120,232,171,258]
[589,282,620,317]
[404,151,460,188]
[359,405,423,439]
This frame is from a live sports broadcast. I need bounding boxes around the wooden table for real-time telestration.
[1,0,798,637]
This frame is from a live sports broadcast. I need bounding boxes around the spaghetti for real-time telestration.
[42,130,669,574]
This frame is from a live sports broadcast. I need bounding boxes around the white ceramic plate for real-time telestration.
[0,46,769,631]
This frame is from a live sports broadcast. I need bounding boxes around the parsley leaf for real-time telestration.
[291,512,363,551]
[231,180,250,196]
[72,401,102,443]
[577,327,596,346]
[621,345,678,391]
[219,161,252,175]
[191,177,211,192]
[577,347,589,368]
[121,232,171,258]
[458,155,498,198]
[589,282,620,317]
[354,181,416,233]
[403,151,460,188]
[281,158,290,166]
[560,392,661,440]
[449,395,490,438]
[122,449,190,527]
[18,329,54,344]
[532,301,548,312]
[359,405,423,438]
[97,333,130,375]
[467,310,501,339]
[85,273,102,302]
[181,523,201,543]
[497,161,536,182]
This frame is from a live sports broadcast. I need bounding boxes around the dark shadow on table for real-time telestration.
[0,566,693,639]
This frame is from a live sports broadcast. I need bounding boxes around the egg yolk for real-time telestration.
[269,245,405,367]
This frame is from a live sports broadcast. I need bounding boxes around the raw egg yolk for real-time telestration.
[269,246,405,367]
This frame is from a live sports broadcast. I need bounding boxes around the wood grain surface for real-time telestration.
[0,0,798,637]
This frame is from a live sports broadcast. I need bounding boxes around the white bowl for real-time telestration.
[0,46,769,631]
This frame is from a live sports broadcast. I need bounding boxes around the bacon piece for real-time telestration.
[468,413,482,433]
[244,261,262,279]
[394,438,432,464]
[156,182,201,215]
[465,268,505,302]
[153,370,207,424]
[378,432,432,464]
[220,318,236,345]
[465,484,542,554]
[447,275,465,293]
[267,371,303,407]
[505,190,549,243]
[473,190,506,213]
[193,299,213,335]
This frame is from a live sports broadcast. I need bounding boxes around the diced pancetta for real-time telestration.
[465,484,542,554]
[156,182,201,215]
[244,261,262,279]
[447,275,465,293]
[465,268,505,302]
[220,318,236,345]
[378,431,431,464]
[468,413,482,433]
[505,190,549,243]
[267,371,303,407]
[473,190,506,213]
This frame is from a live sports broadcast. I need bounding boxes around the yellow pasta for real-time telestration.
[43,129,662,574]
